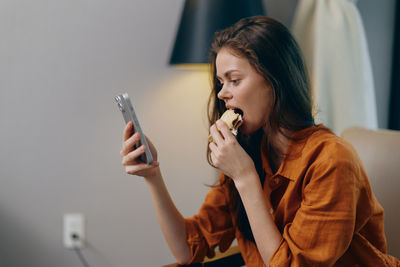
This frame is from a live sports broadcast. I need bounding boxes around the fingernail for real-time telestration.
[135,133,140,140]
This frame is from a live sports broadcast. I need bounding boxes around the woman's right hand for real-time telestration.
[120,121,160,178]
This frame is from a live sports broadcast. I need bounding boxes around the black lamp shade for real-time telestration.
[169,0,265,65]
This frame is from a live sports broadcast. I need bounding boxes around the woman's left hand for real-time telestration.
[209,120,256,180]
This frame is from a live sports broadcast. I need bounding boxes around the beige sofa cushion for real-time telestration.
[342,126,400,258]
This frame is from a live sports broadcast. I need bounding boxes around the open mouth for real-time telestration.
[234,108,244,122]
[234,108,243,116]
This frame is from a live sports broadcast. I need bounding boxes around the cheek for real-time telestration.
[236,81,273,123]
[246,91,272,125]
[241,104,267,133]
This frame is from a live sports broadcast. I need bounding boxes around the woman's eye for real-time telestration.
[231,79,240,84]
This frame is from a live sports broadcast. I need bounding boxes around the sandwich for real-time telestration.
[208,109,243,142]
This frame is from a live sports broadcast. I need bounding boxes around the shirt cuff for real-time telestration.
[184,218,208,264]
[269,238,291,267]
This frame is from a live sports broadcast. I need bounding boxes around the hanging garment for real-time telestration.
[291,0,378,134]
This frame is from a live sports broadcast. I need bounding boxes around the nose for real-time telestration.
[217,84,232,101]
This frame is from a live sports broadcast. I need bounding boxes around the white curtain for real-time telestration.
[291,0,378,134]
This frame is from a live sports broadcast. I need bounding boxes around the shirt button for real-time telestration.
[269,208,274,214]
[273,177,280,184]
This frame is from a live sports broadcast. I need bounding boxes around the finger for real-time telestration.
[125,162,159,175]
[123,121,134,142]
[125,163,150,175]
[209,123,224,144]
[122,145,146,165]
[121,131,140,156]
[209,139,221,165]
[210,152,219,168]
[121,132,140,156]
[216,120,234,140]
[150,161,160,167]
[208,140,218,153]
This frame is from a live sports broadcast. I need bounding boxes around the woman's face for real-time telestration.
[216,47,273,135]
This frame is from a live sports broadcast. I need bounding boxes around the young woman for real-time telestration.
[120,16,399,266]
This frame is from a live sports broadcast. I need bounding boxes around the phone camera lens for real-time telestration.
[118,103,124,111]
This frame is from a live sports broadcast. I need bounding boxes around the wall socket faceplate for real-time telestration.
[63,213,85,249]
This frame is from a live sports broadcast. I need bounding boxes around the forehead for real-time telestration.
[215,48,252,76]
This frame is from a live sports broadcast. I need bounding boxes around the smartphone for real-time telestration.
[115,93,153,164]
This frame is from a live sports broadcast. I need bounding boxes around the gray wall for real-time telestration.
[0,0,396,266]
[357,0,396,128]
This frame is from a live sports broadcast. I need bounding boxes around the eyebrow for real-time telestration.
[216,69,240,80]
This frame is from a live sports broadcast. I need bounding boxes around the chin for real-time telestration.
[240,121,266,136]
[240,125,257,135]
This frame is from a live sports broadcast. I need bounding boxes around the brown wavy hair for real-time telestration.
[206,16,315,242]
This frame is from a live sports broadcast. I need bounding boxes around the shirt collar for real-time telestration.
[261,124,328,181]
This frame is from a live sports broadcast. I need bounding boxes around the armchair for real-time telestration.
[342,126,400,258]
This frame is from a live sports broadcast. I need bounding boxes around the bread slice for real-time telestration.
[208,109,243,142]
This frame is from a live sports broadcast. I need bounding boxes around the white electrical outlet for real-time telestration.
[63,213,85,249]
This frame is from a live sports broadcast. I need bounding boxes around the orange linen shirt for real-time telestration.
[184,125,400,266]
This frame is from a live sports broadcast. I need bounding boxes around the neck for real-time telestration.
[263,126,292,172]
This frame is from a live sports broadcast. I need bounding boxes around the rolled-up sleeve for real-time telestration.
[184,181,236,264]
[270,158,368,266]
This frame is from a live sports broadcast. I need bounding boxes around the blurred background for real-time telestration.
[0,0,397,266]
